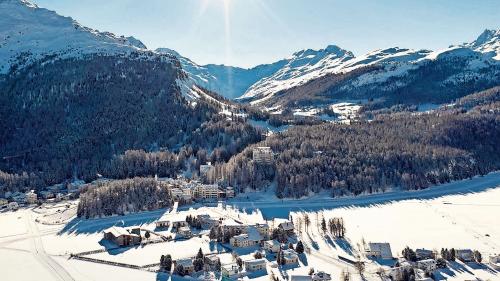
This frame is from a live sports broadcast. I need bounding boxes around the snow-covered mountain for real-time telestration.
[155,48,287,99]
[156,30,499,105]
[239,29,500,109]
[466,29,500,60]
[0,0,152,74]
[239,45,355,103]
[239,46,433,104]
[0,0,232,104]
[2,0,498,112]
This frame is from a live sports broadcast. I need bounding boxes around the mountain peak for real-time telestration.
[0,0,152,73]
[292,44,353,59]
[471,29,500,47]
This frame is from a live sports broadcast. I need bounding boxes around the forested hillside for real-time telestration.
[210,92,500,198]
[0,54,264,195]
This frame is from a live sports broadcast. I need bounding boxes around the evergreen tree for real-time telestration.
[402,246,417,262]
[161,254,173,271]
[295,241,305,254]
[450,248,456,261]
[473,250,482,263]
[304,214,310,232]
[236,257,243,268]
[209,227,217,240]
[321,217,327,233]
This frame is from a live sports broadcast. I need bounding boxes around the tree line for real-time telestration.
[210,99,499,198]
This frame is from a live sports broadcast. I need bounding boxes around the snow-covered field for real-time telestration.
[0,173,499,281]
[291,186,500,280]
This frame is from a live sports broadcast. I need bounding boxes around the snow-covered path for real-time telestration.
[25,212,75,281]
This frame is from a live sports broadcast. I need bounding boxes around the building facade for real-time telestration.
[252,147,274,164]
[244,259,267,271]
[282,249,299,264]
[103,226,141,247]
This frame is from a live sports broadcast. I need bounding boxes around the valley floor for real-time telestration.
[0,173,499,281]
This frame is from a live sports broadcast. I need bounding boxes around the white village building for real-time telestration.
[252,147,274,164]
[282,249,299,264]
[222,263,240,277]
[244,258,267,271]
[194,184,219,200]
[103,226,141,247]
[278,220,294,235]
[416,259,437,273]
[456,249,474,262]
[264,240,282,253]
[230,227,263,248]
[25,190,37,204]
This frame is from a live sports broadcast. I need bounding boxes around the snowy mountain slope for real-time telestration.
[237,46,433,105]
[240,29,500,109]
[0,0,226,104]
[465,28,500,60]
[156,48,287,99]
[340,29,500,93]
[239,45,355,103]
[0,0,152,74]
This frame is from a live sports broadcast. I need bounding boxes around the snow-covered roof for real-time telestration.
[176,258,193,267]
[247,227,263,241]
[417,259,436,265]
[205,255,219,262]
[222,218,245,227]
[282,249,298,260]
[244,258,266,266]
[104,226,130,237]
[415,248,433,254]
[264,240,281,247]
[289,275,312,281]
[178,226,191,232]
[278,221,294,231]
[232,233,249,242]
[222,263,239,272]
[367,242,393,258]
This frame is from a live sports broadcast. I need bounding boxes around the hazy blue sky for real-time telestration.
[34,0,500,68]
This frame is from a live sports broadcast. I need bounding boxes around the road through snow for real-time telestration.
[26,212,75,281]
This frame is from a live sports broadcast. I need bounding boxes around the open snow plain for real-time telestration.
[1,173,499,281]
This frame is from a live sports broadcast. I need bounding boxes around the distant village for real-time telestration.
[0,146,275,212]
[94,205,500,281]
[97,206,329,281]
